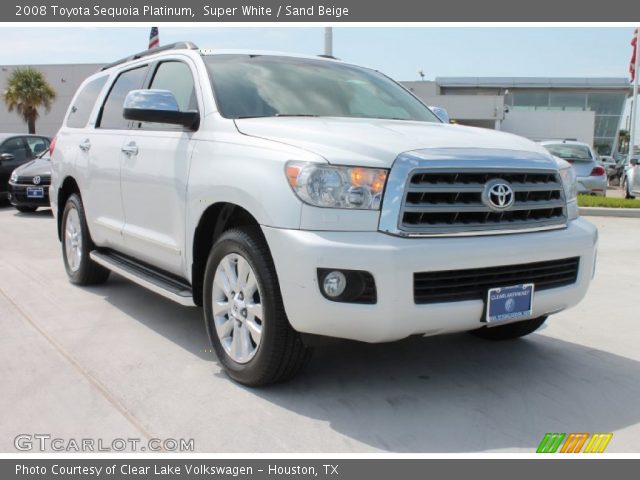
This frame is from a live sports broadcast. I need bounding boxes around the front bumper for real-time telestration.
[577,175,607,196]
[7,182,50,207]
[262,218,598,343]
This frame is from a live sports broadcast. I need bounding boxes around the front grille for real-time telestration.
[414,257,580,305]
[16,175,50,185]
[400,169,566,234]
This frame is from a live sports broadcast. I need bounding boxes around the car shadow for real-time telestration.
[13,208,53,218]
[89,274,640,452]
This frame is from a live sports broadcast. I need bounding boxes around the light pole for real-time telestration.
[324,27,333,57]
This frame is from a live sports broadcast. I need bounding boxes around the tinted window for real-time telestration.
[25,137,50,157]
[67,76,108,128]
[0,137,30,162]
[138,61,198,130]
[204,55,439,122]
[150,62,197,111]
[99,66,148,129]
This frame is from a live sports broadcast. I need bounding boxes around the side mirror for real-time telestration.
[0,152,15,161]
[429,106,450,124]
[123,89,199,130]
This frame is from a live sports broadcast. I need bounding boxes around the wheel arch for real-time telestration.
[56,176,81,241]
[191,202,263,306]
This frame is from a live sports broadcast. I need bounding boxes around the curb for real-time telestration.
[579,207,640,218]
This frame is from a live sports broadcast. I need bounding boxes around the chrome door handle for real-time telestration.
[79,139,91,152]
[121,142,138,156]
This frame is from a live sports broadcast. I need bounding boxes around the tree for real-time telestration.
[3,67,56,134]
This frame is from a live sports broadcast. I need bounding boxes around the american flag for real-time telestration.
[631,28,638,82]
[149,27,159,49]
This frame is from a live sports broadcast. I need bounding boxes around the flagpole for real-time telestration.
[629,28,640,157]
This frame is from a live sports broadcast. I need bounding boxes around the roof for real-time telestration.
[436,77,632,90]
[0,133,49,140]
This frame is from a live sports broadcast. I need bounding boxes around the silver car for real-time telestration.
[540,140,607,196]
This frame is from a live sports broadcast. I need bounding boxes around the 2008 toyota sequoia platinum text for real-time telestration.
[51,42,597,385]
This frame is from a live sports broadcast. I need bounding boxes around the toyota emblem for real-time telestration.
[32,176,41,185]
[482,179,515,211]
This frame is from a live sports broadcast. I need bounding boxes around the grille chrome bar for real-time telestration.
[378,150,569,237]
[403,200,565,213]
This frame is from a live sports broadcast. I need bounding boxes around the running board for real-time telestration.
[90,250,196,307]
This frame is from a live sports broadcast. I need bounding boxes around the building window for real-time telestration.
[548,92,586,111]
[587,93,626,115]
[510,91,549,110]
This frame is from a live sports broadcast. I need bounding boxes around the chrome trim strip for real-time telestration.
[90,251,196,307]
[379,149,568,237]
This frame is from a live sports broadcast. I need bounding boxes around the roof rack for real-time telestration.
[317,54,340,60]
[101,41,199,71]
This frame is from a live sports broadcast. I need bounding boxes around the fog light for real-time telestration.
[323,271,347,298]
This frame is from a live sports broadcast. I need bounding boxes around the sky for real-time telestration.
[0,26,635,81]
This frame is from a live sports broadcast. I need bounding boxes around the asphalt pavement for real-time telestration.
[1,204,639,453]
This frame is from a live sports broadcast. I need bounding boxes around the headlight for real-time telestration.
[285,162,388,210]
[10,171,18,183]
[559,166,579,220]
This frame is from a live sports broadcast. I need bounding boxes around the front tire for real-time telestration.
[203,227,311,386]
[471,316,548,340]
[61,194,110,285]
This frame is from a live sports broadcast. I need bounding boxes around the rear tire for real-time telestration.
[471,316,548,340]
[61,194,110,285]
[203,227,312,386]
[16,206,37,213]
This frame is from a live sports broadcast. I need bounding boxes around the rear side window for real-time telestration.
[98,66,149,129]
[66,76,108,128]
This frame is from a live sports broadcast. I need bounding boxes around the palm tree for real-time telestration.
[3,67,56,134]
[618,129,630,153]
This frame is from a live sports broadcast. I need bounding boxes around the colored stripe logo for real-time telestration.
[537,432,613,453]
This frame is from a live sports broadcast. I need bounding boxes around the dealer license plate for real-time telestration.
[486,284,534,324]
[26,187,44,198]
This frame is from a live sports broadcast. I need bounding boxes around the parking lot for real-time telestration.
[0,204,639,453]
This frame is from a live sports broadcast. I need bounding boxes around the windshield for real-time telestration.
[543,144,593,161]
[204,54,441,122]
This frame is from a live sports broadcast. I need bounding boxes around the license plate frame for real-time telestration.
[26,186,44,199]
[486,283,535,324]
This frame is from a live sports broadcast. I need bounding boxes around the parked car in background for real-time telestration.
[599,155,617,183]
[540,140,607,196]
[0,134,50,200]
[8,149,52,212]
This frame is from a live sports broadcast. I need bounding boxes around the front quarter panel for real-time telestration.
[185,126,320,282]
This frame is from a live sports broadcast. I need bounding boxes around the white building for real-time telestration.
[404,77,631,155]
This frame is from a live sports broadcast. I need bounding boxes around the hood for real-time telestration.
[14,157,51,177]
[234,117,552,167]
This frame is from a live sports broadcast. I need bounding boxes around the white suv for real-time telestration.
[51,42,597,385]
